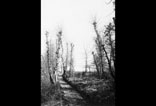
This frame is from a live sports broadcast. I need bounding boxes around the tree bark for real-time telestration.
[102,45,115,79]
[92,52,100,78]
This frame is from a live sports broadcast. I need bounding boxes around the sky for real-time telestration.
[41,0,115,71]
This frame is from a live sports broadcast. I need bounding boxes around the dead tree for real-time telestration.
[92,51,100,78]
[65,43,69,71]
[93,21,105,78]
[92,17,115,80]
[53,30,64,83]
[49,41,55,71]
[45,30,63,84]
[103,21,115,79]
[45,31,54,84]
[60,43,69,78]
[88,65,91,72]
[84,49,88,73]
[61,43,68,78]
[69,43,74,77]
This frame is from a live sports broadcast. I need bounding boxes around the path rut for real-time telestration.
[57,75,86,106]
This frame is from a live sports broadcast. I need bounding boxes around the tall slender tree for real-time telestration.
[45,31,54,84]
[69,43,74,77]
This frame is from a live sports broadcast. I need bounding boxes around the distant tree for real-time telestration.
[67,43,74,77]
[84,48,88,73]
[92,51,100,78]
[65,43,69,71]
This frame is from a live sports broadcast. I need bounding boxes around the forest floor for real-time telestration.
[69,77,115,106]
[41,76,115,106]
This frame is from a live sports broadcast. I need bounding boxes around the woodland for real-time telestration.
[41,1,115,106]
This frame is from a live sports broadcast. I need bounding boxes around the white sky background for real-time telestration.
[41,0,115,71]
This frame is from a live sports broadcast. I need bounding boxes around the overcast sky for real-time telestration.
[41,0,115,71]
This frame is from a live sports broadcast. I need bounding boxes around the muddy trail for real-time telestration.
[58,75,87,106]
[41,74,115,106]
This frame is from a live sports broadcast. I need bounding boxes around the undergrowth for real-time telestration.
[41,81,62,105]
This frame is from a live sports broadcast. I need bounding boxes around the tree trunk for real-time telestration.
[92,52,100,78]
[102,45,115,79]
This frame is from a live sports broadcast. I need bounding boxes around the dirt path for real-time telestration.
[57,75,86,106]
[41,75,115,106]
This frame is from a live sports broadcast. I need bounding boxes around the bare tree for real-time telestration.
[92,51,100,78]
[103,20,115,79]
[92,21,106,78]
[84,48,88,73]
[44,30,65,85]
[45,31,54,84]
[54,30,64,83]
[65,43,69,71]
[92,16,115,80]
[69,43,74,77]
